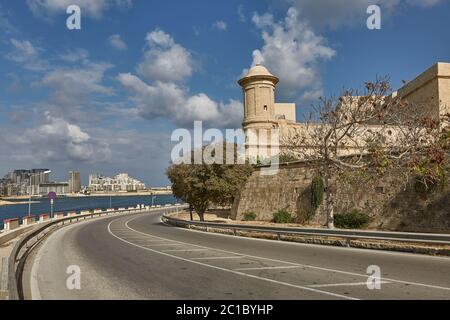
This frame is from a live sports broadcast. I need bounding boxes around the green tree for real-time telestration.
[167,144,253,221]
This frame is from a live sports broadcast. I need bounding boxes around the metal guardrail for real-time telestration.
[162,215,450,246]
[7,204,186,300]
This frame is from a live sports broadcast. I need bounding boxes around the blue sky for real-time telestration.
[0,0,449,186]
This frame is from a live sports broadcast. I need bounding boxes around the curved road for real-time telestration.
[23,210,450,300]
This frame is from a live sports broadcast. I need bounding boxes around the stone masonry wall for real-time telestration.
[231,162,450,233]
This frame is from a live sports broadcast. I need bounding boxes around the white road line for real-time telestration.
[162,249,210,252]
[234,266,303,271]
[107,220,358,300]
[308,281,391,288]
[152,216,450,293]
[142,243,185,247]
[132,240,169,243]
[30,242,43,301]
[192,256,245,260]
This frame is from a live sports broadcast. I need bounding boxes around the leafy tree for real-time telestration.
[311,176,324,211]
[167,143,253,221]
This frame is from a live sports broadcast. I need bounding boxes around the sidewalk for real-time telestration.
[0,239,16,300]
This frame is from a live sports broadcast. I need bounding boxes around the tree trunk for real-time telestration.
[323,173,335,229]
[189,204,193,221]
[326,190,334,229]
[198,211,205,222]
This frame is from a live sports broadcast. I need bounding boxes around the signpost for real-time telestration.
[48,192,57,219]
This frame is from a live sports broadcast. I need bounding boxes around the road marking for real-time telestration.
[30,242,43,301]
[107,220,358,300]
[192,256,245,260]
[234,266,303,271]
[143,243,185,247]
[308,281,391,288]
[133,239,169,243]
[151,216,450,293]
[162,249,210,252]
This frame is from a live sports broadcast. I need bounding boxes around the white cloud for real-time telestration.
[6,43,115,123]
[247,0,446,103]
[6,38,48,71]
[108,34,127,50]
[117,73,242,127]
[34,62,113,107]
[0,5,17,35]
[59,48,90,63]
[287,0,445,30]
[251,13,274,29]
[249,7,335,102]
[26,0,133,19]
[237,5,246,22]
[213,20,227,31]
[10,113,111,163]
[116,28,243,127]
[10,38,38,57]
[146,29,174,47]
[407,0,443,6]
[136,28,194,83]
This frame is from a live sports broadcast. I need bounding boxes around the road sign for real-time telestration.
[48,192,57,200]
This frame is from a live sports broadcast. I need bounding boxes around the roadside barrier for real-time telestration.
[162,215,450,249]
[3,204,186,300]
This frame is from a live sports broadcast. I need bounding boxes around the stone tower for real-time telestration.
[238,64,279,126]
[238,65,280,160]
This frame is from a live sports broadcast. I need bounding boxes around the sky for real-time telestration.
[0,0,449,186]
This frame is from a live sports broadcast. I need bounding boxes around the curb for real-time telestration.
[163,216,450,257]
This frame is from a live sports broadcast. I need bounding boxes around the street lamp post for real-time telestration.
[28,170,51,217]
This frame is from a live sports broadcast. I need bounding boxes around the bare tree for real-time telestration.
[285,78,449,228]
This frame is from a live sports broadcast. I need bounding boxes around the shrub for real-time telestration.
[273,210,293,223]
[243,212,257,221]
[278,153,299,163]
[334,209,370,229]
[311,176,324,211]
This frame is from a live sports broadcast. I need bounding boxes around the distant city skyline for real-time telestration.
[0,1,449,185]
[0,168,154,197]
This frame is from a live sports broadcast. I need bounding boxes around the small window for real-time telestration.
[263,105,268,111]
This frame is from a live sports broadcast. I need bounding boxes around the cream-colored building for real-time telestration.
[238,63,450,160]
[88,173,146,192]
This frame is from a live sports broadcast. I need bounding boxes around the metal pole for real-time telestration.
[28,176,32,217]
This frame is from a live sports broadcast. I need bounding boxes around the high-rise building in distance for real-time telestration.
[69,171,81,193]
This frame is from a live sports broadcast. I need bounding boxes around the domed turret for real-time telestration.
[238,64,279,87]
[238,64,279,126]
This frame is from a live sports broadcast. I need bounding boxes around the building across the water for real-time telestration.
[0,169,50,196]
[88,173,146,193]
[38,182,70,195]
[69,171,81,194]
[0,170,82,196]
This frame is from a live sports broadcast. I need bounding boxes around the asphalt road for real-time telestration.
[23,210,450,300]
